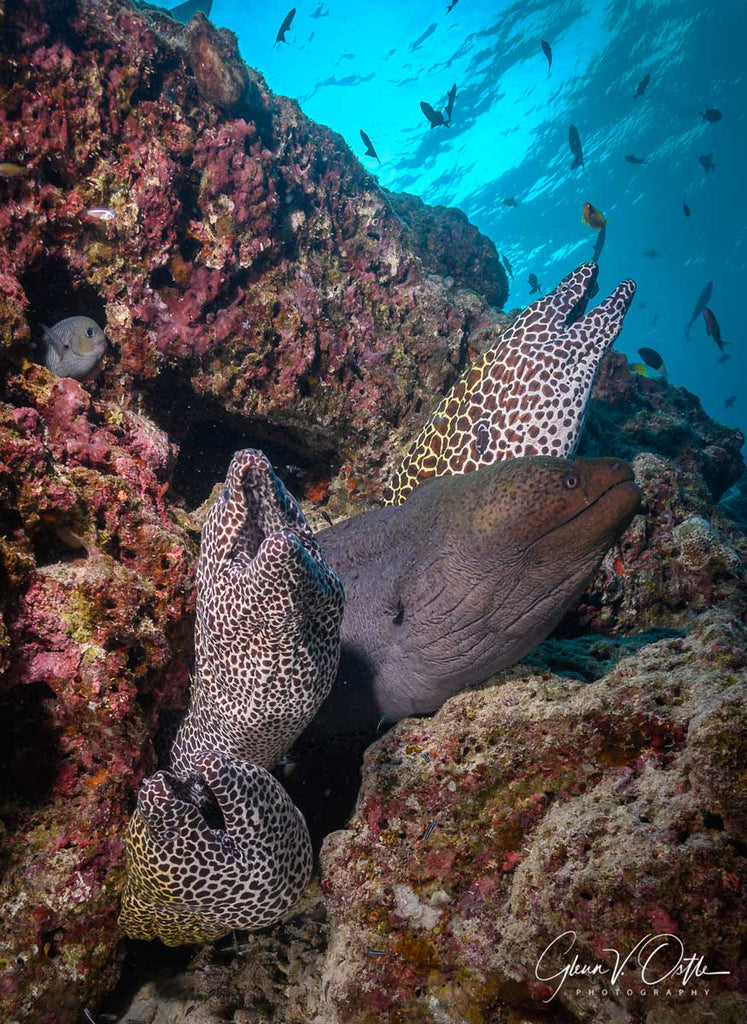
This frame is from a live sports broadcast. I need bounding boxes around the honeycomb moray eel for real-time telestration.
[314,455,641,734]
[120,452,343,945]
[386,262,636,504]
[171,449,345,773]
[119,751,313,945]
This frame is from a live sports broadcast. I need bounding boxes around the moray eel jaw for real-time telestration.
[318,456,641,728]
[119,751,313,945]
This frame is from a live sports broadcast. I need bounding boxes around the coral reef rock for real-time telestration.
[320,609,747,1024]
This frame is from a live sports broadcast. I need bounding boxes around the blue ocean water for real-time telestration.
[209,0,745,444]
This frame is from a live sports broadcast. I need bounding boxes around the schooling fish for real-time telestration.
[169,0,212,24]
[528,273,542,294]
[274,7,296,46]
[541,39,552,73]
[703,308,729,352]
[638,346,667,376]
[683,198,691,218]
[569,125,585,172]
[420,100,447,129]
[633,72,650,99]
[503,197,518,208]
[699,152,716,173]
[625,154,646,164]
[582,201,606,230]
[446,0,459,11]
[445,83,457,124]
[724,395,737,408]
[592,221,607,261]
[685,280,713,338]
[502,252,514,281]
[0,162,29,178]
[701,107,722,122]
[410,23,437,52]
[359,129,380,162]
[643,248,660,259]
[42,316,107,380]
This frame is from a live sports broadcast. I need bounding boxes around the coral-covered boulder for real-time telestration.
[320,610,747,1024]
[0,368,198,1022]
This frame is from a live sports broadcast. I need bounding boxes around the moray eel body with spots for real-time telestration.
[171,450,345,773]
[315,455,640,733]
[120,452,343,945]
[119,751,313,945]
[387,262,635,504]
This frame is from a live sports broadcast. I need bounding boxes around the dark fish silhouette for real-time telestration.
[643,249,660,259]
[446,0,459,11]
[541,40,552,73]
[683,198,691,218]
[503,197,518,208]
[311,3,329,18]
[701,107,722,122]
[638,347,666,376]
[569,125,585,171]
[685,280,713,338]
[445,84,457,124]
[359,129,380,162]
[502,253,514,281]
[703,308,728,352]
[652,313,658,327]
[639,300,648,310]
[592,221,606,262]
[169,0,213,24]
[625,154,646,164]
[275,7,296,45]
[410,23,437,51]
[699,152,716,173]
[718,353,731,364]
[528,273,542,294]
[724,395,737,408]
[420,101,447,129]
[633,72,650,99]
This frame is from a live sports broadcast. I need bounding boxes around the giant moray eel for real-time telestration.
[120,453,343,945]
[386,262,635,504]
[315,455,641,732]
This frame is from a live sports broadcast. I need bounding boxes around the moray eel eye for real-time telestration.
[222,488,230,502]
[563,473,581,490]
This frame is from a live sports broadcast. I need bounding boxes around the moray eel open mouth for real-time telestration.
[145,770,227,836]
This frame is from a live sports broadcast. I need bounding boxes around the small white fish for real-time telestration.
[42,316,107,379]
[84,207,116,222]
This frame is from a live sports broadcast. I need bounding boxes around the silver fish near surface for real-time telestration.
[42,316,107,379]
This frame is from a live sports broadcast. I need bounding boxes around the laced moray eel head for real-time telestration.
[119,750,313,945]
[386,262,636,504]
[171,449,345,773]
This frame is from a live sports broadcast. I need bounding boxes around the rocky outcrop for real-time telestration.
[320,610,747,1024]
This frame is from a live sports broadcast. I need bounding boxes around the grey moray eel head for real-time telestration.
[386,262,636,504]
[170,449,345,773]
[319,454,641,726]
[119,750,313,945]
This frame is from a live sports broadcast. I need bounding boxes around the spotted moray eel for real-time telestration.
[386,262,636,504]
[120,451,344,945]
